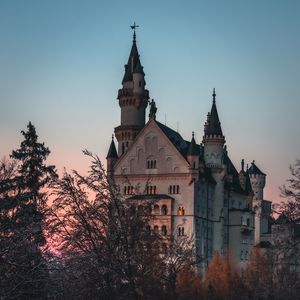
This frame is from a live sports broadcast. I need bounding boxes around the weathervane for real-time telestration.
[130,22,139,42]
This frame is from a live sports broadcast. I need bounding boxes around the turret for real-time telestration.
[202,89,226,168]
[114,27,149,155]
[106,135,118,177]
[248,160,266,200]
[187,132,200,169]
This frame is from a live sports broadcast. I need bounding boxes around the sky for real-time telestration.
[0,0,299,203]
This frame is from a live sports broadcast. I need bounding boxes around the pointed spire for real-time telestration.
[212,88,216,103]
[123,23,143,83]
[204,88,223,137]
[106,135,118,159]
[187,131,199,156]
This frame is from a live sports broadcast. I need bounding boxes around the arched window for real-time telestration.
[154,205,160,215]
[161,225,167,236]
[150,160,153,168]
[161,205,167,215]
[177,206,185,216]
[177,185,180,194]
[124,186,127,195]
[178,226,184,236]
[153,186,157,194]
[147,161,150,169]
[172,185,176,194]
[154,225,159,234]
[168,185,172,194]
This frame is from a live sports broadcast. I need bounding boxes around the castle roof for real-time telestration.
[248,161,266,176]
[204,89,223,137]
[127,194,174,200]
[224,152,249,194]
[122,33,143,83]
[187,132,200,156]
[106,136,118,159]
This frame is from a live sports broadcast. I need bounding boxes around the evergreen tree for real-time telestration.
[0,122,56,300]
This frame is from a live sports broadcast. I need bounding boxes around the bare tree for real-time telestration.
[46,150,168,299]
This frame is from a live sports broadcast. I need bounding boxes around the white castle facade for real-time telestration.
[106,31,272,267]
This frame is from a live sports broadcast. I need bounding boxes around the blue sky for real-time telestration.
[1,0,299,202]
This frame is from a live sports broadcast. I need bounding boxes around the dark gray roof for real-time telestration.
[156,121,189,154]
[224,153,248,194]
[127,194,174,200]
[187,134,200,156]
[122,39,143,83]
[248,161,266,176]
[133,58,144,75]
[204,91,223,137]
[106,138,118,159]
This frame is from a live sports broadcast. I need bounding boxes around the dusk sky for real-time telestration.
[1,0,299,203]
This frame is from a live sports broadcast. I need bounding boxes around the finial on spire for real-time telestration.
[241,159,245,171]
[112,134,114,140]
[130,22,139,43]
[192,131,195,138]
[212,88,216,103]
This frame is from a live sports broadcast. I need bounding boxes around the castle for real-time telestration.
[106,29,272,266]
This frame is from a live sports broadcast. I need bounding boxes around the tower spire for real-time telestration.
[212,88,216,103]
[130,22,139,43]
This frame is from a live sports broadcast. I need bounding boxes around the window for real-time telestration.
[161,225,167,236]
[168,185,180,194]
[178,226,185,236]
[161,205,168,215]
[247,218,250,227]
[177,206,185,216]
[146,185,157,195]
[146,225,151,235]
[153,205,160,215]
[146,159,157,169]
[154,225,159,234]
[124,186,134,195]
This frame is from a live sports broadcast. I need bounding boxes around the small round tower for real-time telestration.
[202,89,226,168]
[248,160,266,200]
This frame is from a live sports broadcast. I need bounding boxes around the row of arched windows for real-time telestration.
[146,185,157,195]
[168,185,180,194]
[147,159,157,169]
[120,98,136,106]
[121,132,132,140]
[124,186,134,195]
[147,225,168,236]
[153,204,168,215]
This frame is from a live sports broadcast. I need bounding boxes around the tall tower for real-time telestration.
[202,89,226,253]
[114,27,149,155]
[248,161,266,244]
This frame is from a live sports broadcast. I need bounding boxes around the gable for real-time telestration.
[114,120,190,176]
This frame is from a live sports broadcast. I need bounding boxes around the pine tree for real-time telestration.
[0,122,56,300]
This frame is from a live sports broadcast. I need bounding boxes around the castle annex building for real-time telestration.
[106,30,272,265]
